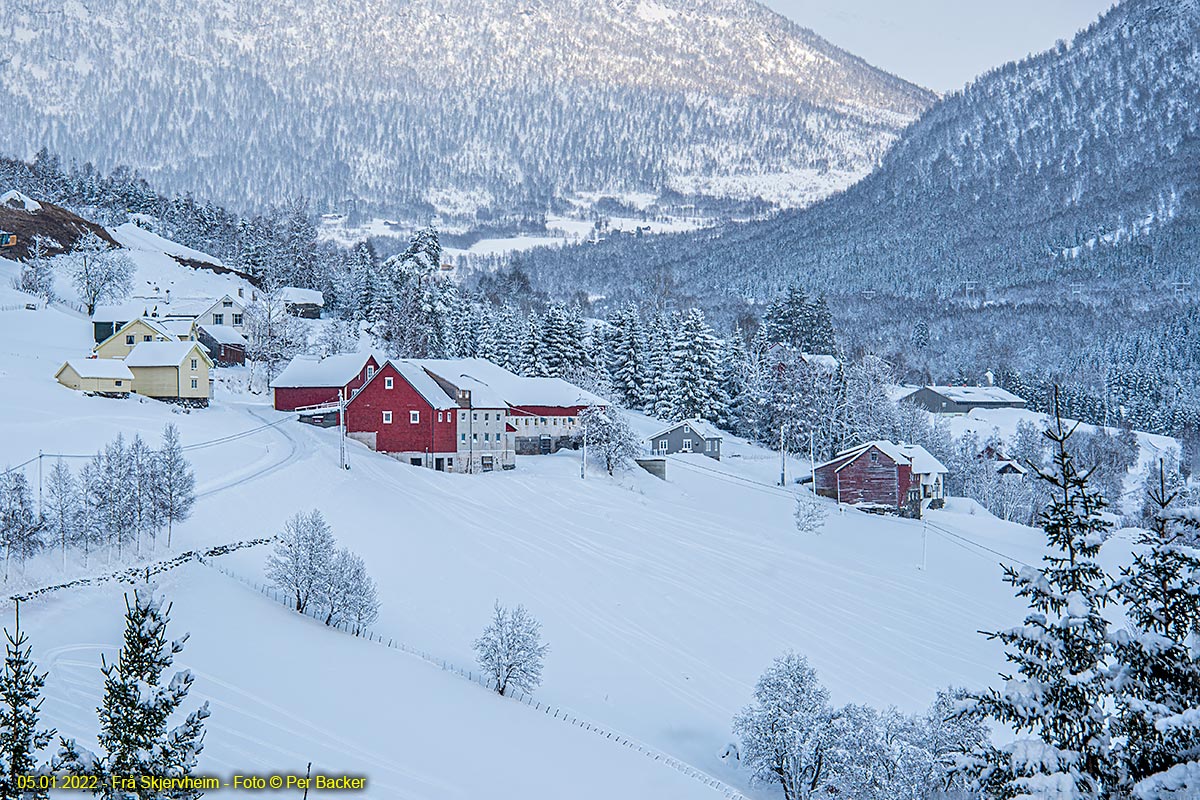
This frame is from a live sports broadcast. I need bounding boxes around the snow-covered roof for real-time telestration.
[125,341,211,368]
[801,353,841,372]
[918,386,1026,405]
[59,358,134,380]
[160,319,196,339]
[280,287,325,306]
[272,353,375,388]
[406,360,509,408]
[823,441,948,476]
[648,418,724,441]
[388,361,459,411]
[412,358,606,409]
[114,316,176,343]
[198,324,246,346]
[0,190,41,213]
[92,300,158,323]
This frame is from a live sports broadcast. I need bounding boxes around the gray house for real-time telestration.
[648,419,723,460]
[901,385,1027,414]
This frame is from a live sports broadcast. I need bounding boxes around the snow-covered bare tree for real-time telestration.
[15,235,56,302]
[266,510,335,613]
[0,607,55,800]
[244,289,307,386]
[42,459,80,569]
[794,489,827,534]
[733,651,834,800]
[473,601,549,696]
[579,406,640,475]
[61,232,133,315]
[154,424,195,549]
[0,472,40,581]
[315,547,379,632]
[314,318,359,357]
[57,587,209,795]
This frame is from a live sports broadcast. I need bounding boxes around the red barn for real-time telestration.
[272,353,380,411]
[344,360,460,470]
[813,441,946,518]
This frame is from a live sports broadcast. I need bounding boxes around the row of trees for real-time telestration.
[1,424,196,580]
[0,588,208,799]
[266,510,379,634]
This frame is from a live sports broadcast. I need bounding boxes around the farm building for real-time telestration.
[196,324,247,365]
[901,385,1026,414]
[124,341,214,404]
[55,358,134,397]
[648,419,723,460]
[271,353,380,411]
[280,287,324,318]
[344,361,463,471]
[813,441,947,518]
[93,317,177,359]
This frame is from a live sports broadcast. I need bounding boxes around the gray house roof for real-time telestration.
[648,419,724,441]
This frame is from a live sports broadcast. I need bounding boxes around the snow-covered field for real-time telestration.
[0,252,1158,799]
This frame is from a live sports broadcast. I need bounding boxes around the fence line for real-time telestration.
[201,560,748,800]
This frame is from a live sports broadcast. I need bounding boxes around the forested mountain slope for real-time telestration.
[525,0,1200,302]
[0,0,932,220]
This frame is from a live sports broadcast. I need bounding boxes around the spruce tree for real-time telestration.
[0,605,55,800]
[607,304,648,409]
[666,309,728,422]
[1110,460,1200,794]
[58,588,209,798]
[959,398,1115,798]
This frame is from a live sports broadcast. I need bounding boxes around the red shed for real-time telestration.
[813,441,946,518]
[345,360,460,470]
[272,353,379,411]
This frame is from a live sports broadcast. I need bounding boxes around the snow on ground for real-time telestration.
[23,564,713,800]
[0,255,1146,798]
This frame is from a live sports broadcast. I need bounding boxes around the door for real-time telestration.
[435,458,445,472]
[539,435,552,454]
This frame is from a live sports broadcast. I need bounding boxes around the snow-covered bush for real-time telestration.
[473,601,549,696]
[793,488,826,534]
[579,406,640,475]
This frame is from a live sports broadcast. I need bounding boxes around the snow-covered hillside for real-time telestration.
[0,258,1070,797]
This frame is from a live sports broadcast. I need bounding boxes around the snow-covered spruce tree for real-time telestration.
[266,510,335,614]
[58,588,209,798]
[374,226,456,358]
[43,458,81,569]
[645,311,677,418]
[155,424,195,550]
[666,309,728,423]
[579,406,640,476]
[0,471,41,581]
[807,296,837,355]
[0,607,55,800]
[1110,460,1200,795]
[958,401,1115,798]
[518,312,547,378]
[473,601,549,696]
[841,354,898,447]
[733,651,834,800]
[61,232,133,316]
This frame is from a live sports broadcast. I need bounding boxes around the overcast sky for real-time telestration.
[760,0,1116,92]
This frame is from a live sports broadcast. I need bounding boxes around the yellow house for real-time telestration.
[93,317,178,359]
[125,341,214,404]
[55,359,135,396]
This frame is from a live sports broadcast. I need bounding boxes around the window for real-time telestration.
[539,418,546,425]
[657,441,668,455]
[684,425,691,433]
[682,439,693,452]
[705,440,712,452]
[484,413,489,421]
[367,366,375,379]
[190,378,198,389]
[437,412,443,423]
[473,413,478,421]
[191,359,198,370]
[212,314,224,325]
[382,411,393,424]
[869,451,879,463]
[223,300,233,308]
[115,380,123,387]
[126,335,135,345]
[409,410,419,424]
[143,334,153,342]
[524,419,530,426]
[568,417,575,424]
[232,313,243,326]
[553,418,559,426]
[460,433,466,443]
[385,377,394,390]
[473,433,479,441]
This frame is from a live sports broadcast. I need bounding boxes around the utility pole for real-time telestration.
[581,422,588,480]
[37,450,43,516]
[809,431,816,489]
[338,390,348,470]
[779,423,786,486]
[919,520,928,571]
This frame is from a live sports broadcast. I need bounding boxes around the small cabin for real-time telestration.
[813,441,946,518]
[55,359,134,397]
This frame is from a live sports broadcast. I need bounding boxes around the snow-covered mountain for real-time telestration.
[523,0,1200,300]
[0,0,934,220]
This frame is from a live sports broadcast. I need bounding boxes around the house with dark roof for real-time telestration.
[901,385,1027,414]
